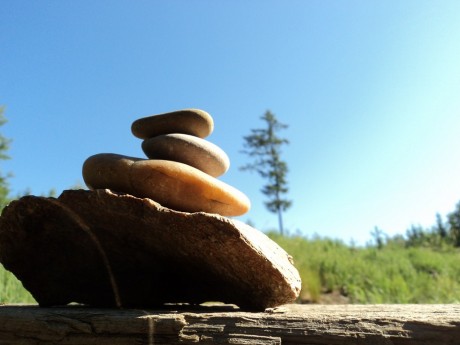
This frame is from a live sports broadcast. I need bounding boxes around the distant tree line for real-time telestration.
[404,206,460,248]
[370,203,460,249]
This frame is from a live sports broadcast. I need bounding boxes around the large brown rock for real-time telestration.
[0,189,301,310]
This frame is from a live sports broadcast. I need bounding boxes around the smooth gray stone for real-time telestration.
[142,134,230,177]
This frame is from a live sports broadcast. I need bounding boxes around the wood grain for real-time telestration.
[0,304,458,344]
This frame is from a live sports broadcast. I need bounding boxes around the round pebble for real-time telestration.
[82,153,250,216]
[131,109,214,139]
[142,134,230,177]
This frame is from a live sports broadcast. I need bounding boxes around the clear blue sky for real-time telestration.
[2,1,460,244]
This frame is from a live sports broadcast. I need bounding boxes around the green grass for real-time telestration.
[0,264,36,304]
[268,233,460,304]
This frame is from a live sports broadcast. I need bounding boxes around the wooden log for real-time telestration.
[0,304,458,344]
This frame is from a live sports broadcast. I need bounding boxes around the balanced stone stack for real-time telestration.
[83,109,250,216]
[0,109,301,310]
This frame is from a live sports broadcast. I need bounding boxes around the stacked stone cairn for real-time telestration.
[83,109,251,216]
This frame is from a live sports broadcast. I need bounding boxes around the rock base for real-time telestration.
[0,189,300,310]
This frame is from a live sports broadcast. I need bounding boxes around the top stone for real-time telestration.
[131,109,214,139]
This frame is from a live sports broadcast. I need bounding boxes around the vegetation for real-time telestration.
[269,202,460,304]
[270,233,460,304]
[0,266,36,304]
[241,110,292,234]
[0,107,12,211]
[0,108,35,304]
[386,202,460,249]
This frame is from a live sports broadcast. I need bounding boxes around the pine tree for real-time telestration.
[435,213,448,239]
[240,110,292,234]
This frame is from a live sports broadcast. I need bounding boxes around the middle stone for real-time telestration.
[142,133,230,177]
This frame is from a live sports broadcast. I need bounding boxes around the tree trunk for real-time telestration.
[0,304,459,344]
[278,206,284,235]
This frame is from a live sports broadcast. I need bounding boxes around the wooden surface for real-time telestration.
[0,304,459,344]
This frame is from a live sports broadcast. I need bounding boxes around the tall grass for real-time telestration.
[0,264,36,304]
[269,232,460,304]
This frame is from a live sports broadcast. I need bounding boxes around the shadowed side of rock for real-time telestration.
[0,189,300,309]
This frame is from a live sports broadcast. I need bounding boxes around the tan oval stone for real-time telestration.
[82,153,250,216]
[131,109,214,139]
[142,134,230,177]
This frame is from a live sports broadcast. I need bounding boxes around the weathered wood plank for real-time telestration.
[0,304,458,344]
